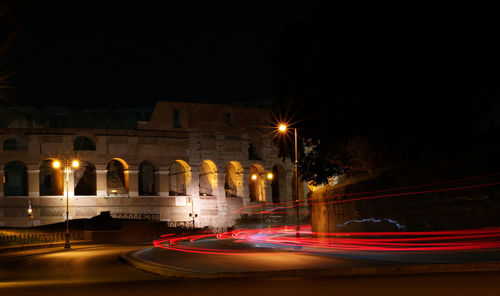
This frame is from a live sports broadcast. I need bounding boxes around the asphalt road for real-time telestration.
[135,243,380,274]
[2,244,500,295]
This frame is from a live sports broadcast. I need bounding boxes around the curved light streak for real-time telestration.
[154,226,500,255]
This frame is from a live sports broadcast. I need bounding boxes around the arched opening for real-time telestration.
[3,136,28,151]
[272,164,286,204]
[39,159,63,196]
[139,161,156,195]
[106,158,129,195]
[73,136,96,151]
[225,161,242,197]
[199,160,217,196]
[249,164,265,202]
[3,161,27,196]
[169,160,190,196]
[74,161,96,196]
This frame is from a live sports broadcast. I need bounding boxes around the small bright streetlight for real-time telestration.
[278,124,287,132]
[251,174,258,181]
[267,172,273,180]
[27,201,33,228]
[52,160,61,168]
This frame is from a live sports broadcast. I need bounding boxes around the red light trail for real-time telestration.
[155,174,500,256]
[154,226,500,255]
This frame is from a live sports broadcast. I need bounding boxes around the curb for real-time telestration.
[120,250,202,278]
[121,249,500,279]
[0,241,92,253]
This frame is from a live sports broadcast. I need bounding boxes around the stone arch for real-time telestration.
[39,159,63,196]
[249,163,266,202]
[199,160,217,196]
[225,161,243,197]
[74,161,96,196]
[139,161,156,195]
[3,161,27,196]
[3,135,28,151]
[73,136,96,151]
[271,164,286,203]
[106,158,129,195]
[169,160,190,196]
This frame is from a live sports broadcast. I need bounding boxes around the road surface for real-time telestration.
[1,244,500,295]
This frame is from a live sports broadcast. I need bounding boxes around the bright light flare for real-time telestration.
[72,160,79,168]
[52,160,61,168]
[251,174,258,181]
[278,124,287,132]
[267,173,273,180]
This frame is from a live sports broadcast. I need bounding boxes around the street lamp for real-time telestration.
[278,123,300,238]
[27,201,33,228]
[187,198,196,228]
[53,158,79,249]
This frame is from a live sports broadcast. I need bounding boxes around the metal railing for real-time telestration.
[0,231,88,247]
[165,220,194,228]
[111,213,160,221]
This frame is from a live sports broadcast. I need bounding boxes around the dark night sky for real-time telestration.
[6,0,311,108]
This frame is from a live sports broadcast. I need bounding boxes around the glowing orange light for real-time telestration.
[267,173,273,180]
[278,124,287,132]
[72,160,79,168]
[251,174,258,180]
[52,160,61,168]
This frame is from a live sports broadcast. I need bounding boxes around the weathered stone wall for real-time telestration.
[0,102,294,228]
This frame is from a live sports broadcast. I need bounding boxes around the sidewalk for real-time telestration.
[0,240,92,253]
[121,246,500,279]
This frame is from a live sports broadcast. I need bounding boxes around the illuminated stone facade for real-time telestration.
[0,101,293,227]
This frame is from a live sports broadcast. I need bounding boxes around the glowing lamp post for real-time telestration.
[278,124,300,238]
[53,159,79,249]
[27,201,33,228]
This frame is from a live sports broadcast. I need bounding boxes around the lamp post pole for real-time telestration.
[191,197,195,228]
[187,197,195,228]
[53,158,79,250]
[64,164,71,249]
[278,124,300,238]
[294,128,300,238]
